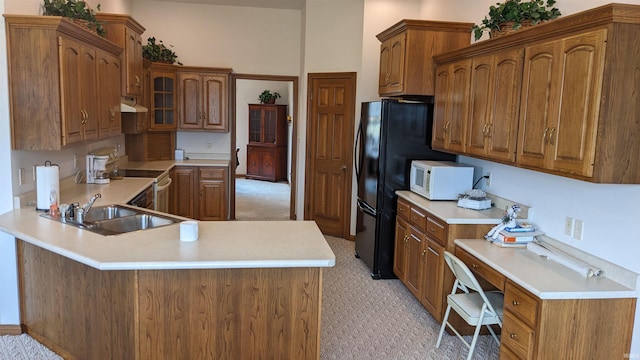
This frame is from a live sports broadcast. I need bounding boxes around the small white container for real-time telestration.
[175,149,185,160]
[457,198,492,210]
[180,220,199,242]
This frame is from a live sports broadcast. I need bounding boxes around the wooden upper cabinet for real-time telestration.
[5,16,122,150]
[149,63,177,131]
[518,30,606,178]
[433,4,640,183]
[432,60,471,153]
[96,49,122,138]
[377,20,472,96]
[95,14,145,97]
[178,67,231,132]
[467,49,523,163]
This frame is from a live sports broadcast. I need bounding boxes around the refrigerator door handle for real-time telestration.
[354,120,363,181]
[357,199,377,217]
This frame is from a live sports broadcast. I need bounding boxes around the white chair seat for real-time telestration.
[448,291,504,326]
[436,251,504,360]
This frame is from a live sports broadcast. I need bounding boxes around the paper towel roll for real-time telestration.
[36,165,59,211]
[180,221,199,242]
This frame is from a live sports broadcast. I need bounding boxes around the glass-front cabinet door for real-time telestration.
[149,63,177,130]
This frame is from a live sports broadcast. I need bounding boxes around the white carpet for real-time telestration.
[0,334,61,360]
[235,178,290,220]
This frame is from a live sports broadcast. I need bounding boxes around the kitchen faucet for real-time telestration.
[65,193,101,224]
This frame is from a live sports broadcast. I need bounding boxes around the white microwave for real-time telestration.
[409,160,474,200]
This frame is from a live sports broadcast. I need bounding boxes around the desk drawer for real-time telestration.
[455,247,506,291]
[502,311,535,360]
[425,216,446,246]
[199,167,225,180]
[397,198,410,221]
[409,207,426,231]
[504,281,539,328]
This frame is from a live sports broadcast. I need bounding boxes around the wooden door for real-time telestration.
[96,50,121,138]
[421,237,443,318]
[59,37,83,146]
[199,180,225,220]
[124,27,142,96]
[178,73,202,129]
[517,41,558,169]
[305,73,355,238]
[405,227,423,298]
[487,49,523,162]
[467,55,494,157]
[393,217,409,282]
[432,65,450,150]
[550,30,606,177]
[203,74,228,131]
[172,167,196,218]
[79,44,98,142]
[446,60,471,153]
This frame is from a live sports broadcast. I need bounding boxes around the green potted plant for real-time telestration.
[42,0,105,36]
[142,37,183,65]
[258,90,281,104]
[471,0,561,41]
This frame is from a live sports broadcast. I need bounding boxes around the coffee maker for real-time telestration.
[86,155,110,184]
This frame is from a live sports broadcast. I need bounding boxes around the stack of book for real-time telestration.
[492,225,544,247]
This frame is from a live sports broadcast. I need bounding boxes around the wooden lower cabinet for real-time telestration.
[455,247,636,360]
[17,241,322,359]
[171,165,228,220]
[393,197,491,326]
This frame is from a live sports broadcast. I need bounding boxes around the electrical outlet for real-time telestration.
[207,142,212,149]
[18,168,25,185]
[564,217,574,236]
[574,219,584,240]
[485,172,492,187]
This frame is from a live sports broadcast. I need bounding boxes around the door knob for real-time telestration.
[341,165,347,170]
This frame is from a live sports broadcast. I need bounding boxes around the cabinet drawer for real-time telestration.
[455,247,506,291]
[199,167,225,180]
[501,311,535,360]
[499,344,523,360]
[397,198,410,221]
[425,215,446,246]
[409,206,427,231]
[504,281,539,328]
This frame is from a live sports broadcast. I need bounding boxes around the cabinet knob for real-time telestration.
[403,235,409,243]
[548,127,556,145]
[422,249,427,257]
[471,264,478,269]
[542,127,550,143]
[135,75,140,86]
[512,300,520,306]
[509,333,518,340]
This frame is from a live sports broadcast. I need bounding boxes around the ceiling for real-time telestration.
[150,0,305,10]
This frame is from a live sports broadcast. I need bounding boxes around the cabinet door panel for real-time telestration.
[467,57,494,156]
[199,180,226,220]
[517,42,558,168]
[59,37,83,146]
[387,33,406,93]
[446,61,471,152]
[246,150,261,176]
[421,239,443,318]
[124,27,142,96]
[405,227,423,298]
[488,50,523,162]
[394,217,409,281]
[432,67,450,149]
[172,167,196,218]
[96,50,121,138]
[179,75,202,129]
[551,30,606,176]
[260,152,276,178]
[80,45,98,141]
[203,75,227,131]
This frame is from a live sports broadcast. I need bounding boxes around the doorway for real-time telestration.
[230,74,299,220]
[304,72,356,238]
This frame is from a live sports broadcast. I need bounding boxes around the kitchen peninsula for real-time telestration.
[0,178,335,359]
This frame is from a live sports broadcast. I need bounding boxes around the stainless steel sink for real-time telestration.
[40,204,181,236]
[83,205,138,222]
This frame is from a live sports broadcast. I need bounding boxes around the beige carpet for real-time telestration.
[235,178,290,220]
[0,237,500,360]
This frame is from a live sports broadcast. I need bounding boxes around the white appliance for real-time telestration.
[154,171,172,212]
[409,160,474,200]
[86,155,111,184]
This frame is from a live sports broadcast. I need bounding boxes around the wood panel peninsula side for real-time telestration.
[0,190,334,360]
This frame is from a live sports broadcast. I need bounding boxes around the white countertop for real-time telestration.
[397,190,506,225]
[123,159,230,171]
[1,166,335,271]
[455,239,637,300]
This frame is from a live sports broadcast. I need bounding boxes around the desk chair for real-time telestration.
[436,251,504,360]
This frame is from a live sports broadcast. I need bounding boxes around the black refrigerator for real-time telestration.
[354,99,455,279]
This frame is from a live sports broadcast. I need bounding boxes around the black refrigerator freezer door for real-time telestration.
[354,199,378,278]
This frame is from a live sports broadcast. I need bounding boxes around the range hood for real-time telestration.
[121,97,148,113]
